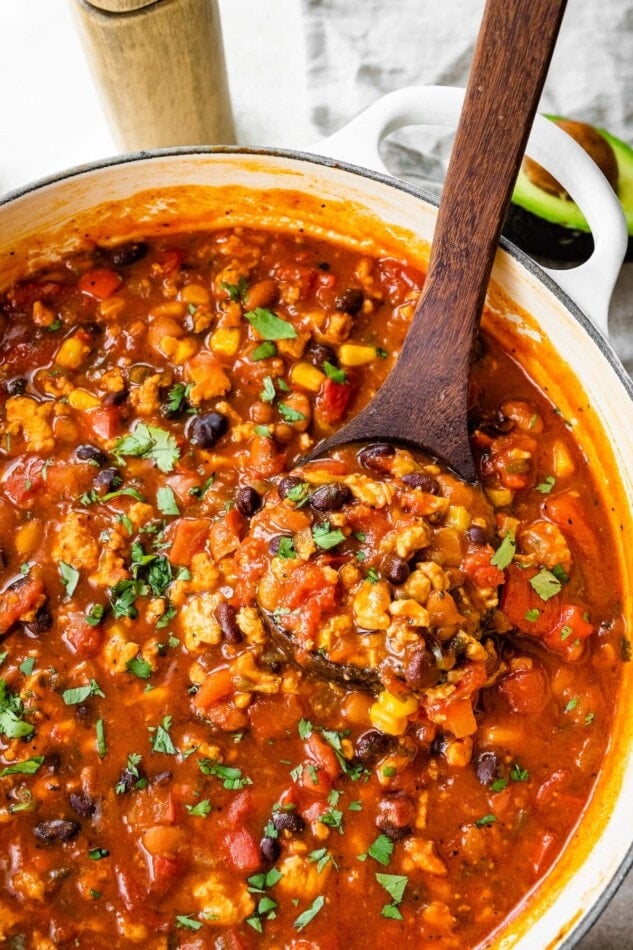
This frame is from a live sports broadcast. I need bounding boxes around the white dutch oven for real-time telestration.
[1,86,632,948]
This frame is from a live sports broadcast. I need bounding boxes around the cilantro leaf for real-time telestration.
[186,798,212,817]
[490,531,515,570]
[536,474,556,494]
[62,680,105,705]
[322,361,348,384]
[114,423,180,473]
[529,568,562,601]
[278,403,307,423]
[175,914,203,931]
[367,834,394,866]
[165,382,191,414]
[0,755,45,776]
[86,603,106,627]
[525,607,540,622]
[293,895,325,932]
[276,536,296,560]
[475,814,498,827]
[221,276,248,302]
[59,561,80,597]
[149,715,177,755]
[156,486,180,516]
[126,656,153,680]
[312,522,346,550]
[245,308,298,340]
[251,341,278,361]
[260,376,277,403]
[198,759,252,790]
[376,872,408,904]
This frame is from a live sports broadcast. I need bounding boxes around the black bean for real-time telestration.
[335,287,364,314]
[235,486,262,517]
[474,751,500,786]
[430,732,448,756]
[116,769,138,794]
[78,322,102,339]
[92,467,122,496]
[34,819,81,844]
[153,771,173,786]
[69,791,96,818]
[271,809,305,834]
[467,525,491,546]
[277,476,303,500]
[305,342,337,369]
[6,377,26,396]
[260,835,281,864]
[309,483,352,512]
[108,241,148,267]
[75,443,108,467]
[381,554,410,585]
[354,729,392,766]
[187,411,228,449]
[477,410,514,437]
[358,443,395,472]
[104,389,129,407]
[401,471,440,494]
[404,649,438,691]
[215,601,242,644]
[27,604,53,635]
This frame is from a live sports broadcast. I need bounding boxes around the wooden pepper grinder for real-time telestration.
[71,0,235,151]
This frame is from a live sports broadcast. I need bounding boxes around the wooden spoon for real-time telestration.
[311,0,568,484]
[261,0,568,690]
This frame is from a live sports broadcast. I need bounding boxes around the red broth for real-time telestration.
[0,227,625,948]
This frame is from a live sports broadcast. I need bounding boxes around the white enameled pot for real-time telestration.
[1,85,632,949]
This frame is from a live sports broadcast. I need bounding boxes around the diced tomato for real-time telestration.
[167,518,210,566]
[271,261,319,298]
[78,268,122,301]
[542,605,593,662]
[142,824,182,856]
[315,377,354,426]
[423,663,487,735]
[225,790,254,827]
[527,830,559,878]
[460,550,506,589]
[43,461,94,500]
[498,667,550,715]
[231,536,269,606]
[438,699,478,739]
[147,852,182,896]
[248,435,287,478]
[223,828,261,873]
[277,563,339,645]
[87,406,122,440]
[377,258,423,302]
[0,576,45,636]
[2,457,46,507]
[192,666,234,712]
[153,248,184,275]
[541,491,600,561]
[209,508,245,561]
[248,693,305,739]
[64,613,104,657]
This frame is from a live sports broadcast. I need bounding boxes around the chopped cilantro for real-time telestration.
[149,715,177,755]
[560,624,573,641]
[95,718,107,758]
[319,807,344,832]
[251,340,278,361]
[156,486,180,516]
[551,563,569,584]
[276,536,296,560]
[19,657,35,676]
[585,712,595,726]
[366,567,380,584]
[308,848,337,873]
[312,522,346,550]
[376,872,408,904]
[375,346,389,359]
[245,307,298,340]
[186,798,212,817]
[366,833,393,866]
[381,904,404,920]
[536,474,556,494]
[254,424,273,438]
[525,607,540,622]
[88,848,110,860]
[490,778,508,793]
[0,755,45,776]
[565,697,579,712]
[62,680,105,705]
[114,423,180,473]
[126,656,152,680]
[260,376,277,403]
[189,474,215,499]
[109,579,143,619]
[221,276,248,302]
[323,361,348,384]
[490,531,515,570]
[156,603,177,629]
[198,759,252,790]
[86,603,106,627]
[510,762,529,782]
[529,568,562,601]
[59,561,80,597]
[165,382,191,414]
[475,814,498,827]
[285,481,310,506]
[278,403,307,423]
[175,913,203,931]
[293,895,325,932]
[298,718,314,740]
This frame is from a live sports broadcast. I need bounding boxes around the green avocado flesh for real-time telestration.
[506,119,633,263]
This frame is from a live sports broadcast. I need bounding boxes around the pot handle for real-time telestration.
[316,86,627,337]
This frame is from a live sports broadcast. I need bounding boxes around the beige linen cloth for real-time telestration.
[301,2,633,948]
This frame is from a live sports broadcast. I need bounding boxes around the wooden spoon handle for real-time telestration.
[71,0,235,150]
[330,0,567,480]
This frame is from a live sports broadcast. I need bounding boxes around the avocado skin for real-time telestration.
[503,204,633,266]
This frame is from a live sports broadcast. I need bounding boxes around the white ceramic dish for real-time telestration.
[1,85,631,948]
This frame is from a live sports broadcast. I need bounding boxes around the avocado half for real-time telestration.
[504,117,633,265]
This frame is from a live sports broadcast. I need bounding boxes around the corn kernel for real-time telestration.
[379,690,419,717]
[56,336,89,370]
[485,487,514,508]
[68,388,101,411]
[551,439,575,478]
[445,505,471,531]
[369,702,408,736]
[150,301,186,319]
[289,361,325,392]
[210,327,241,358]
[338,343,377,367]
[181,283,210,307]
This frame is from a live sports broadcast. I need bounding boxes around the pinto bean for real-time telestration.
[215,601,243,644]
[244,279,278,311]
